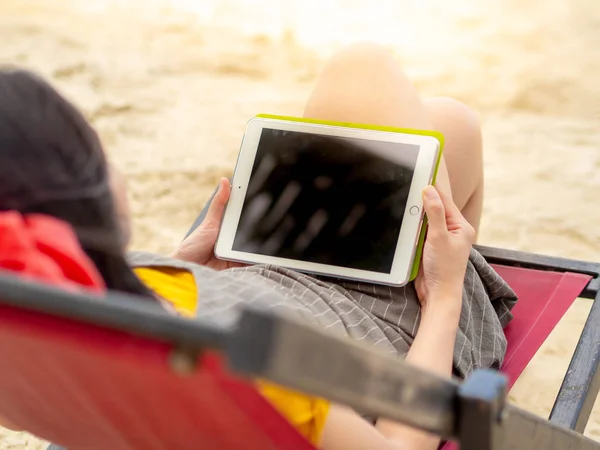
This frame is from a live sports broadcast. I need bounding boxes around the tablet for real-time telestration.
[215,115,443,286]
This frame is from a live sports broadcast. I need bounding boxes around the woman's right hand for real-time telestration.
[414,185,475,313]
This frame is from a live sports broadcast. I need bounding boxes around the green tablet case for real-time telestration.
[255,114,444,283]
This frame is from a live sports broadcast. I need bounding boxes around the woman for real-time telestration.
[0,42,516,450]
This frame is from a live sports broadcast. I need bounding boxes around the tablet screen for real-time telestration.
[232,128,419,274]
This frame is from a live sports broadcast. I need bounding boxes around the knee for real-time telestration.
[305,42,419,124]
[426,97,482,138]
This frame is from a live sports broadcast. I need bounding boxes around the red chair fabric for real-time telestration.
[442,265,591,449]
[0,215,591,449]
[0,305,314,449]
[495,265,591,385]
[0,211,313,449]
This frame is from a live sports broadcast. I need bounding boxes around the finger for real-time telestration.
[202,178,230,229]
[435,185,461,217]
[422,186,447,234]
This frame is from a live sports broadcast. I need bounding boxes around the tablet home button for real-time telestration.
[409,206,420,216]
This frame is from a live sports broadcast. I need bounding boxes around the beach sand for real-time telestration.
[1,0,600,447]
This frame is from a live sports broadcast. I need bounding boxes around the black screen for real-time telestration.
[232,128,419,273]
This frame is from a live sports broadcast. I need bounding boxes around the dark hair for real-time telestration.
[0,68,152,297]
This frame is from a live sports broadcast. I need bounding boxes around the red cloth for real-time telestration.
[0,211,104,292]
[442,265,591,450]
[0,213,314,449]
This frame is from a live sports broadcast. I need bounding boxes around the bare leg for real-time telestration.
[423,97,483,233]
[303,43,484,236]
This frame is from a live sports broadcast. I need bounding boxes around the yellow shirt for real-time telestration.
[134,266,330,446]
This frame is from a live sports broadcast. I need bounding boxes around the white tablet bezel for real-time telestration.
[215,118,440,286]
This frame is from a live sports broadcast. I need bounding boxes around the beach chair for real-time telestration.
[0,214,599,450]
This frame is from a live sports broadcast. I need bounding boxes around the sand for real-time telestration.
[1,0,599,447]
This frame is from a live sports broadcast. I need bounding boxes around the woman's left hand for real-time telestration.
[172,178,247,270]
[414,185,474,313]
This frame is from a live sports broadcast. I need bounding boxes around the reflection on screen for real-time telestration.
[232,128,419,273]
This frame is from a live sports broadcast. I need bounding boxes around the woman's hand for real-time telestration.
[414,185,475,313]
[376,186,473,450]
[172,178,247,271]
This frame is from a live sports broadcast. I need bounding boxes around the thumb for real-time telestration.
[202,178,230,229]
[422,186,447,235]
